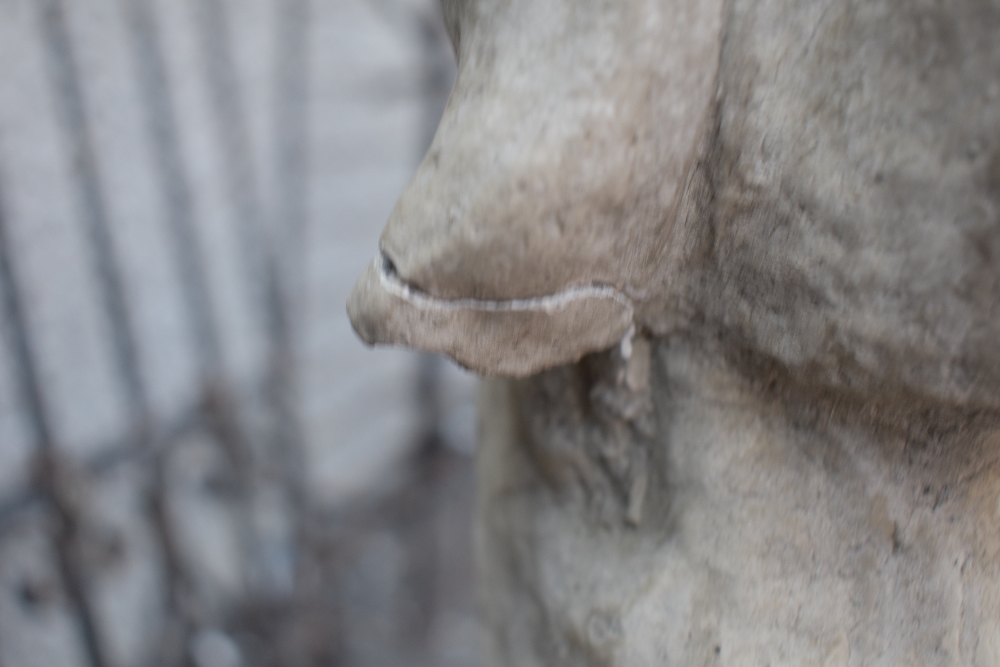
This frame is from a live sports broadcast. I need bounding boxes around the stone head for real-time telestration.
[349,0,1000,410]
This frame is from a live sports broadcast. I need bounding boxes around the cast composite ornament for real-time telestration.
[349,0,1000,664]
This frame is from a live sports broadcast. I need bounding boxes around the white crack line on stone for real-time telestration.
[620,324,637,360]
[375,255,635,316]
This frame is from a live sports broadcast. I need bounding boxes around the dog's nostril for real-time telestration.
[378,250,430,294]
[380,252,399,277]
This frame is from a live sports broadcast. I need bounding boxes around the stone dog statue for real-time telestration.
[349,0,1000,663]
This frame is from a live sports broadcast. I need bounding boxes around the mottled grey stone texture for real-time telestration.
[350,0,1000,663]
[350,0,723,375]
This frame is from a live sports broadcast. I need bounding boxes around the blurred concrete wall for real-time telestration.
[0,0,475,665]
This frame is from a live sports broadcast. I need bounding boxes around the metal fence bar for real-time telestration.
[268,0,309,531]
[193,0,275,334]
[37,2,165,664]
[0,2,474,665]
[122,0,224,380]
[272,0,308,279]
[119,0,234,657]
[38,0,151,426]
[193,0,304,597]
[0,154,106,667]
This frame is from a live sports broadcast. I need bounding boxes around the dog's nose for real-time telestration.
[346,0,722,375]
[347,252,634,376]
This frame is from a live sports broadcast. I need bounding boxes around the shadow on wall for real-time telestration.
[0,0,475,665]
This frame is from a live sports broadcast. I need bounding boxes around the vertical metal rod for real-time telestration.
[269,0,309,522]
[120,0,229,658]
[182,0,263,595]
[0,157,106,667]
[193,0,306,595]
[272,0,309,285]
[37,2,159,664]
[38,0,150,423]
[122,0,224,380]
[193,0,281,341]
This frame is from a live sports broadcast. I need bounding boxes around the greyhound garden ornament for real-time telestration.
[350,0,1000,663]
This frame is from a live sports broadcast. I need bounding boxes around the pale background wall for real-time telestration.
[0,0,476,665]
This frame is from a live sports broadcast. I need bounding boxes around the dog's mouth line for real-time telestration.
[375,253,634,315]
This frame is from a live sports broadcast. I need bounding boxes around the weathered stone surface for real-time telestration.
[478,338,1000,666]
[350,0,1000,663]
[348,256,633,376]
[349,0,723,373]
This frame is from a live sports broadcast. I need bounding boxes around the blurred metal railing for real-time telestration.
[0,0,465,665]
[0,1,309,665]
